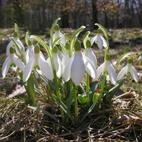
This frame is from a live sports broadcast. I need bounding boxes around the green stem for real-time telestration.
[100,74,107,95]
[86,75,90,92]
[86,75,92,105]
[73,84,78,120]
[104,47,109,61]
[25,75,36,106]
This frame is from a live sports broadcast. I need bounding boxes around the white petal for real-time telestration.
[90,36,97,46]
[129,65,138,82]
[96,62,106,79]
[62,53,74,82]
[53,53,62,78]
[59,32,66,46]
[117,65,128,81]
[53,31,66,46]
[94,35,103,49]
[25,50,29,64]
[71,52,85,85]
[107,62,117,85]
[138,55,142,61]
[84,48,97,67]
[92,34,107,49]
[38,54,54,80]
[23,59,34,82]
[47,58,54,80]
[16,38,25,50]
[12,55,25,71]
[25,47,34,63]
[48,40,52,48]
[2,57,11,78]
[100,35,107,48]
[83,55,97,79]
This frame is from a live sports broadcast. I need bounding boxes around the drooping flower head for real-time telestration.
[2,47,25,78]
[91,34,107,49]
[23,46,53,82]
[6,37,25,59]
[117,62,138,82]
[52,51,62,78]
[83,48,97,80]
[97,60,117,85]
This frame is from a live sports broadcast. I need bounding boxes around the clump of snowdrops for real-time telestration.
[2,18,140,124]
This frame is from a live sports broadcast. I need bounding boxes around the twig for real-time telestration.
[113,90,131,101]
[0,131,15,141]
[132,124,139,142]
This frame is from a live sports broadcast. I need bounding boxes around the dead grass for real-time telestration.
[111,28,142,41]
[0,89,142,141]
[0,29,142,141]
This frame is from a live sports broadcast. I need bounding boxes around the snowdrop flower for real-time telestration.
[62,52,74,82]
[97,60,117,85]
[91,34,107,49]
[83,48,97,80]
[117,63,138,82]
[62,51,85,85]
[23,47,53,82]
[25,46,34,63]
[52,31,66,47]
[62,50,98,85]
[2,48,25,78]
[138,54,142,61]
[52,52,62,78]
[6,38,25,56]
[71,51,85,85]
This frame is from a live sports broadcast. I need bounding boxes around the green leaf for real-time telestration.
[80,92,100,123]
[80,103,95,123]
[74,26,86,37]
[83,31,91,49]
[58,99,74,123]
[30,35,51,57]
[11,38,21,50]
[119,52,136,63]
[25,75,36,106]
[11,38,25,59]
[70,26,86,53]
[50,18,61,35]
[95,23,110,39]
[104,81,123,99]
[78,93,89,105]
[14,23,20,37]
[52,36,61,47]
[74,39,81,50]
[93,92,101,104]
[25,31,31,46]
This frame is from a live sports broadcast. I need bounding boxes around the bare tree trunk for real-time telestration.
[116,0,120,28]
[13,0,24,26]
[136,0,142,27]
[61,12,69,28]
[73,11,77,28]
[40,0,46,32]
[61,0,69,28]
[104,12,108,27]
[0,0,2,26]
[91,0,98,29]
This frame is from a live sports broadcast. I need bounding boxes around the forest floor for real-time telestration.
[0,28,142,141]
